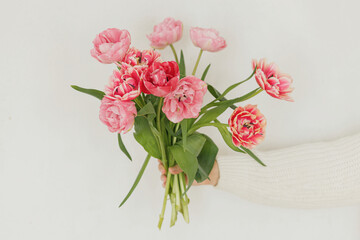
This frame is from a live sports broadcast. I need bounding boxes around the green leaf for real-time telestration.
[175,133,206,156]
[117,134,132,161]
[118,154,151,207]
[240,146,266,166]
[197,165,209,181]
[71,85,105,100]
[194,104,229,127]
[186,118,196,129]
[213,67,256,102]
[133,116,161,159]
[207,84,237,110]
[144,94,159,105]
[195,134,218,183]
[179,50,186,79]
[184,133,206,156]
[147,118,161,138]
[169,145,198,190]
[137,101,156,119]
[187,122,229,136]
[164,121,182,139]
[211,88,263,108]
[213,120,245,153]
[202,88,262,116]
[181,120,188,149]
[201,64,211,81]
[207,84,220,98]
[160,116,169,146]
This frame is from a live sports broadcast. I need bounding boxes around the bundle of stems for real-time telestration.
[157,110,189,228]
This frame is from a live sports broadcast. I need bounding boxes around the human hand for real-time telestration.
[158,160,219,187]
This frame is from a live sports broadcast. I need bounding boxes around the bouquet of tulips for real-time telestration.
[71,17,294,229]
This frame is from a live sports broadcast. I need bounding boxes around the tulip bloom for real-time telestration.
[162,76,207,123]
[105,64,142,101]
[142,61,180,97]
[90,28,131,64]
[99,98,137,133]
[147,17,183,49]
[252,58,294,102]
[190,27,227,52]
[229,104,266,149]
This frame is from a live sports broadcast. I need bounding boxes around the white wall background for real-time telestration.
[1,0,359,239]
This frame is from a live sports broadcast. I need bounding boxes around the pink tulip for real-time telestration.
[141,49,161,66]
[123,47,142,66]
[147,18,183,49]
[141,61,179,97]
[123,48,161,67]
[162,76,207,123]
[190,27,227,52]
[252,58,294,102]
[229,104,266,149]
[105,64,142,101]
[90,28,131,64]
[99,97,137,133]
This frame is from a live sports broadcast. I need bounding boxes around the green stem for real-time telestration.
[192,49,203,76]
[156,98,167,169]
[170,192,177,227]
[158,171,172,229]
[157,98,164,132]
[179,172,189,223]
[158,141,168,169]
[134,97,144,108]
[170,44,179,64]
[172,123,180,144]
[156,97,173,229]
[140,93,146,106]
[174,174,181,210]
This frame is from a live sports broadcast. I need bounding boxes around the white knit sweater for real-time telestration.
[216,133,360,208]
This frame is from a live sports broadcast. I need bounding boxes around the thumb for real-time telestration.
[169,165,183,174]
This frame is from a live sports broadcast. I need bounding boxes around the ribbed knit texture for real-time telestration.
[216,133,360,208]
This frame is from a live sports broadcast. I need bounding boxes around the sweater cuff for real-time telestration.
[215,154,248,193]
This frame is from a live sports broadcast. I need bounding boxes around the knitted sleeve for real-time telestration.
[216,133,360,208]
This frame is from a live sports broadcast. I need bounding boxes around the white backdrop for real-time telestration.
[1,0,360,239]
